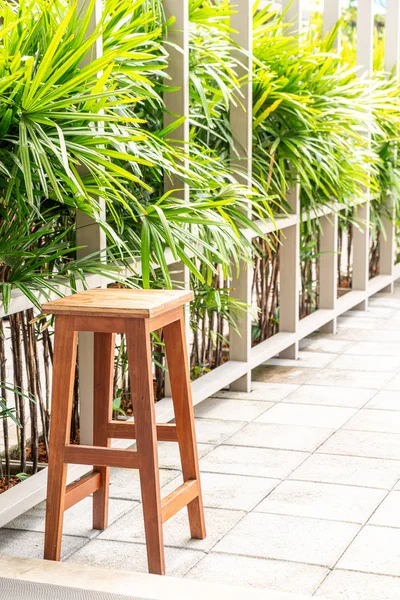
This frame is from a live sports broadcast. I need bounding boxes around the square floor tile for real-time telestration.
[163,472,278,511]
[328,355,400,373]
[99,505,244,551]
[194,397,272,422]
[343,303,396,319]
[283,384,374,408]
[366,391,400,411]
[5,497,136,539]
[266,351,337,369]
[289,453,400,489]
[199,444,307,479]
[67,539,204,577]
[370,296,400,309]
[333,328,372,341]
[317,429,400,461]
[252,381,301,399]
[311,369,394,390]
[157,441,213,469]
[346,329,400,343]
[343,410,400,434]
[337,317,388,330]
[388,312,400,322]
[0,529,85,560]
[213,382,298,402]
[109,468,179,501]
[255,403,356,429]
[316,570,400,599]
[186,553,328,595]
[338,525,400,576]
[343,307,395,319]
[213,512,359,567]
[224,422,333,452]
[384,320,400,331]
[368,491,400,527]
[385,375,400,391]
[252,366,320,385]
[344,341,400,357]
[300,337,355,354]
[340,309,375,319]
[255,480,385,524]
[194,418,247,445]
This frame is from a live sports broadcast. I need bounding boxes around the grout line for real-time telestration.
[249,508,372,526]
[312,568,332,597]
[313,450,400,463]
[288,476,395,491]
[184,547,338,570]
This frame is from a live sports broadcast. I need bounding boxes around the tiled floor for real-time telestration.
[4,286,400,598]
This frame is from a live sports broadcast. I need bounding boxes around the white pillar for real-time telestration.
[352,0,373,310]
[386,0,400,78]
[279,185,300,358]
[163,0,191,396]
[229,0,253,391]
[163,0,189,200]
[76,0,105,445]
[282,0,303,35]
[320,214,338,333]
[323,0,342,47]
[279,1,301,358]
[357,0,374,76]
[380,0,400,292]
[319,0,342,333]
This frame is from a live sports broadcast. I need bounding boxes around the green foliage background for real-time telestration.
[1,0,400,476]
[0,0,399,354]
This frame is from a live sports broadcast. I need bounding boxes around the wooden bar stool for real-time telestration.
[41,289,206,575]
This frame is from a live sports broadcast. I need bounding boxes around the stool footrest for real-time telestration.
[108,421,178,442]
[65,471,101,511]
[64,445,138,469]
[161,479,199,524]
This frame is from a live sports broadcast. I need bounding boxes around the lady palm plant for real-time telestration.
[252,2,374,212]
[190,266,250,376]
[0,0,273,477]
[114,0,271,368]
[252,2,400,314]
[186,0,266,362]
[0,0,163,307]
[188,1,240,161]
[0,0,272,300]
[251,3,369,317]
[99,0,272,291]
[369,75,400,276]
[310,5,400,283]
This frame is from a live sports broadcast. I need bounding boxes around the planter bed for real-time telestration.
[0,459,48,494]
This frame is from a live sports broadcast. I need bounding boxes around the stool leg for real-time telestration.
[125,318,165,575]
[44,316,78,561]
[163,313,206,540]
[93,332,115,530]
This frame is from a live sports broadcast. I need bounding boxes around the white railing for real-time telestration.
[1,0,400,525]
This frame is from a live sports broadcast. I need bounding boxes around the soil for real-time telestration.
[0,476,20,493]
[120,402,134,416]
[24,428,80,465]
[120,380,159,414]
[26,440,48,463]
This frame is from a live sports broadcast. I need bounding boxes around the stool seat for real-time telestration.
[42,288,194,318]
